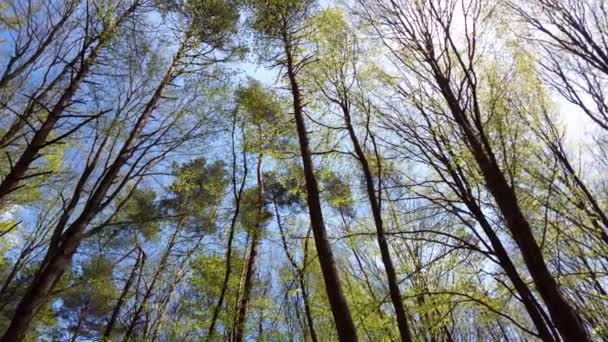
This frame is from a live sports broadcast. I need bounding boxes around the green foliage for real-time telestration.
[166,158,229,231]
[122,188,160,240]
[239,186,272,234]
[249,0,315,37]
[306,8,355,78]
[319,170,353,214]
[0,3,18,32]
[56,257,118,340]
[2,1,608,340]
[185,0,239,48]
[264,168,306,208]
[237,80,282,127]
[0,139,66,208]
[156,0,239,49]
[236,80,295,157]
[180,253,245,337]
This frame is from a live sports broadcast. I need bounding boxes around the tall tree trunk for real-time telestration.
[340,211,388,332]
[282,30,358,342]
[0,250,27,300]
[150,232,206,340]
[467,201,558,341]
[296,268,318,342]
[339,101,412,342]
[274,202,319,342]
[70,308,85,342]
[436,145,558,341]
[207,112,248,341]
[229,232,251,341]
[433,70,588,341]
[233,154,264,342]
[550,141,608,245]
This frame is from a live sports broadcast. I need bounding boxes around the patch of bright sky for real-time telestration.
[239,60,277,85]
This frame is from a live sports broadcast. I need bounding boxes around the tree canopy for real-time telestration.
[0,0,607,341]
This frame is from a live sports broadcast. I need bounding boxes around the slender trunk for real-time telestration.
[124,228,179,341]
[553,143,608,244]
[233,155,264,342]
[469,203,558,341]
[230,232,251,341]
[291,294,306,342]
[300,231,319,342]
[206,216,239,340]
[340,101,412,342]
[0,39,183,342]
[418,105,558,340]
[274,201,319,342]
[414,291,436,342]
[0,252,26,299]
[151,232,206,340]
[207,113,248,341]
[297,274,318,342]
[103,248,145,340]
[256,279,270,340]
[433,70,588,341]
[340,212,388,337]
[70,309,84,342]
[436,144,558,340]
[282,30,358,342]
[469,124,586,342]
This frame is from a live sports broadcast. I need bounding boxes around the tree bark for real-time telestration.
[207,113,248,341]
[70,309,84,342]
[432,70,588,341]
[468,200,558,341]
[123,228,179,342]
[282,30,358,341]
[274,202,319,342]
[435,139,558,341]
[233,155,264,342]
[339,100,412,342]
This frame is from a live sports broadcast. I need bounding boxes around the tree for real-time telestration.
[305,8,414,341]
[248,1,359,339]
[359,0,588,340]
